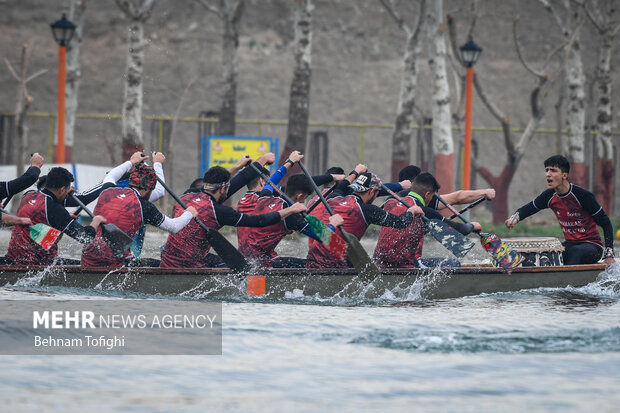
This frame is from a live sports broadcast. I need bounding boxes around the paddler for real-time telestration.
[81,158,199,268]
[4,166,106,265]
[0,152,44,227]
[159,154,308,268]
[505,155,615,265]
[373,172,480,268]
[306,171,423,268]
[236,150,305,257]
[240,173,345,268]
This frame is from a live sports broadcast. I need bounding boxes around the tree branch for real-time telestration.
[379,0,412,35]
[230,0,245,25]
[25,69,47,83]
[138,0,157,21]
[4,58,19,81]
[513,17,545,78]
[473,75,514,153]
[538,0,568,33]
[466,0,478,39]
[582,0,604,32]
[446,13,465,67]
[195,0,224,18]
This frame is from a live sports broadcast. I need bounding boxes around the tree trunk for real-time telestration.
[565,30,587,187]
[65,0,86,163]
[594,21,615,212]
[427,0,454,193]
[13,45,30,178]
[122,21,145,159]
[218,2,243,136]
[388,1,425,182]
[478,165,516,224]
[282,0,313,179]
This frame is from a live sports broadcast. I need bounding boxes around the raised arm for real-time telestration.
[435,188,495,210]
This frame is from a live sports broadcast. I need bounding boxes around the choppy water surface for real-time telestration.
[1,230,619,411]
[0,265,618,412]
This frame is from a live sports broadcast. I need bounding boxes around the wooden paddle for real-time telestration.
[379,184,476,259]
[435,194,524,273]
[0,206,62,251]
[155,176,251,273]
[70,194,133,258]
[297,161,382,283]
[448,197,486,220]
[248,163,347,260]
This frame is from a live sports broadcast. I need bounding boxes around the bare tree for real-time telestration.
[379,0,426,181]
[447,15,573,224]
[195,0,245,136]
[65,0,86,162]
[539,0,587,186]
[427,0,455,193]
[4,43,47,177]
[115,0,158,160]
[582,0,619,213]
[281,0,314,181]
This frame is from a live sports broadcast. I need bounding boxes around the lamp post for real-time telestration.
[50,13,75,164]
[459,37,482,190]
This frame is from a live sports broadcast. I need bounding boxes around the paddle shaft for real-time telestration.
[298,162,336,216]
[297,162,383,277]
[248,163,299,210]
[1,194,14,209]
[448,197,486,220]
[155,176,251,273]
[436,194,476,226]
[70,194,96,219]
[436,194,487,238]
[307,185,336,213]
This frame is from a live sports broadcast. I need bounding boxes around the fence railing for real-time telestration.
[3,111,617,165]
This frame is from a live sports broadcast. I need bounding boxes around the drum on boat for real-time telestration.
[502,237,564,267]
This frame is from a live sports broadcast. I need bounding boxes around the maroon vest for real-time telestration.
[236,191,259,257]
[550,189,603,246]
[306,195,368,269]
[6,191,57,265]
[373,196,424,268]
[241,196,289,265]
[81,187,143,267]
[160,192,220,268]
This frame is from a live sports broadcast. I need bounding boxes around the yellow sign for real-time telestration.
[202,136,278,175]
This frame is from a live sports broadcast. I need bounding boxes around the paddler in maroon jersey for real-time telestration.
[81,160,199,268]
[160,154,307,268]
[506,155,615,265]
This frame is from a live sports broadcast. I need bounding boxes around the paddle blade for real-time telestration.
[479,233,525,274]
[202,225,251,273]
[101,224,134,258]
[304,216,348,260]
[339,229,382,283]
[130,225,146,258]
[29,223,61,251]
[424,219,475,259]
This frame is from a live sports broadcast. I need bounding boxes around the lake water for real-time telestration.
[1,230,619,411]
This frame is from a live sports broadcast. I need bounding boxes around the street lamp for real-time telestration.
[50,13,75,164]
[459,37,482,190]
